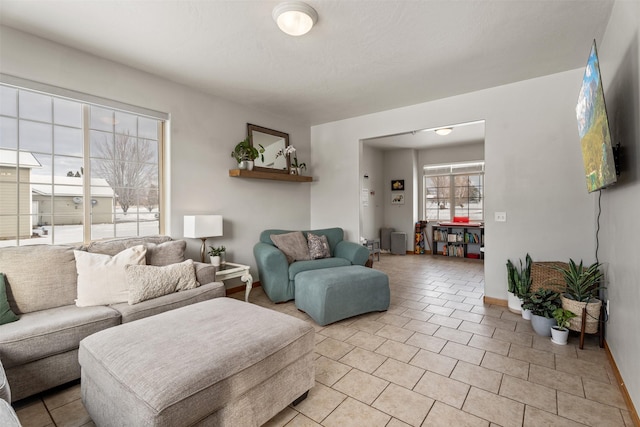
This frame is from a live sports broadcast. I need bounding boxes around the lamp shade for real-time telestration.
[183,215,223,238]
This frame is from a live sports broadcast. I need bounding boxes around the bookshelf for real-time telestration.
[432,223,484,260]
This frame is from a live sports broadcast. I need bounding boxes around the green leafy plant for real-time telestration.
[554,259,604,302]
[276,145,306,171]
[207,245,226,257]
[506,253,532,298]
[552,308,576,330]
[291,156,306,170]
[231,137,265,163]
[521,288,560,318]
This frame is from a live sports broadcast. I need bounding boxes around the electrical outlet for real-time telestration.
[495,212,507,222]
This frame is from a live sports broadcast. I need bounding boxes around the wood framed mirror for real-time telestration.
[247,123,290,174]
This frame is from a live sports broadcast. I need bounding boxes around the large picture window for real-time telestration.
[0,82,165,246]
[424,162,484,222]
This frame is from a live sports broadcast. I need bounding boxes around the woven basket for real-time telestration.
[561,295,601,334]
[530,262,568,294]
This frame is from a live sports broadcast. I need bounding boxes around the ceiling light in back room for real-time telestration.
[435,128,453,136]
[273,1,318,36]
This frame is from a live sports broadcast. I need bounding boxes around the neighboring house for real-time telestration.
[0,148,115,240]
[0,149,40,240]
[31,175,114,226]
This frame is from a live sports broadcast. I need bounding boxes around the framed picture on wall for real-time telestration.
[391,179,404,191]
[391,193,405,205]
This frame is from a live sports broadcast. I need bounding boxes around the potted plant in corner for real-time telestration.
[555,259,604,334]
[521,288,560,337]
[506,254,532,315]
[231,137,264,171]
[551,308,576,345]
[208,245,226,267]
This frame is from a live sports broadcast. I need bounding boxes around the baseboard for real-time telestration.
[483,296,508,307]
[604,340,640,426]
[226,281,261,296]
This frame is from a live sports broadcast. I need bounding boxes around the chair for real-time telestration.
[364,238,381,262]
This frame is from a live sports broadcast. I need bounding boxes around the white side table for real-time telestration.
[215,262,253,302]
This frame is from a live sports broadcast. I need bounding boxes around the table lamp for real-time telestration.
[183,215,223,262]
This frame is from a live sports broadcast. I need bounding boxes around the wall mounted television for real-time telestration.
[575,40,618,193]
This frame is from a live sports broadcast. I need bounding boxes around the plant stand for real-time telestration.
[578,304,605,350]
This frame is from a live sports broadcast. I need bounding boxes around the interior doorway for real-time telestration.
[358,120,485,268]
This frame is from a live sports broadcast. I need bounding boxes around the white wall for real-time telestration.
[383,149,418,251]
[359,144,384,240]
[418,141,484,166]
[598,0,640,412]
[0,26,311,285]
[311,70,596,302]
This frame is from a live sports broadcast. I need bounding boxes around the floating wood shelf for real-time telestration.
[229,169,312,182]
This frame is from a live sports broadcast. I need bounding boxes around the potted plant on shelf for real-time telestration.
[208,245,226,267]
[276,145,306,175]
[290,157,307,176]
[231,137,264,171]
[521,288,560,336]
[506,253,532,315]
[551,308,576,345]
[554,259,604,334]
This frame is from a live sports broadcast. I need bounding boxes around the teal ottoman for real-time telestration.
[295,265,390,326]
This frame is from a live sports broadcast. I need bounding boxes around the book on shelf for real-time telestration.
[464,232,480,244]
[434,229,448,242]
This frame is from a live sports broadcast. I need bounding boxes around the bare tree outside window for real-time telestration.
[93,132,155,214]
[0,83,164,246]
[424,167,484,222]
[454,175,472,208]
[144,183,159,212]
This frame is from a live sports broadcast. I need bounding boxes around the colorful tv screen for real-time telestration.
[575,40,617,193]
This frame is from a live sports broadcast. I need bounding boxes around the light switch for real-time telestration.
[495,212,507,222]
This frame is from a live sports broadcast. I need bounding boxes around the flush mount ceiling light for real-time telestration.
[273,1,318,36]
[435,128,453,136]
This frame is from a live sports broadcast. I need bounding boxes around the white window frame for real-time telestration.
[423,161,485,222]
[0,75,168,246]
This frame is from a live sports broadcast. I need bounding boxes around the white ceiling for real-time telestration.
[0,0,614,128]
[364,120,485,151]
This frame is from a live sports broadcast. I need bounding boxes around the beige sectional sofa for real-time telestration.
[0,236,225,402]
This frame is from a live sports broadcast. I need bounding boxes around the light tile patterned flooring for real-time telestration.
[14,254,634,427]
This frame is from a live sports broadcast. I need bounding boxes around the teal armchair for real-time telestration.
[254,228,369,302]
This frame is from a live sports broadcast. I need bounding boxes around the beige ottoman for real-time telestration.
[79,298,315,426]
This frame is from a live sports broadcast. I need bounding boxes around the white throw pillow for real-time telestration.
[125,259,198,305]
[74,245,147,307]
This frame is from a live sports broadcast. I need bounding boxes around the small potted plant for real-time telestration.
[290,157,307,175]
[276,145,306,175]
[521,288,560,337]
[208,245,226,267]
[506,253,532,315]
[519,293,533,320]
[551,308,576,345]
[231,137,264,170]
[554,259,604,334]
